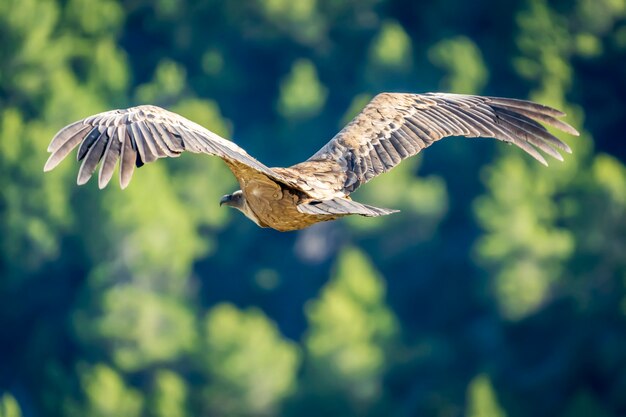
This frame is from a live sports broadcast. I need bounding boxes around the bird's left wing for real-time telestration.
[44,105,291,189]
[295,92,579,196]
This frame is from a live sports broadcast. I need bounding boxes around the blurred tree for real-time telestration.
[278,59,328,119]
[472,1,626,415]
[74,283,197,372]
[369,20,412,70]
[475,0,584,320]
[428,36,488,94]
[135,59,187,104]
[149,370,189,417]
[0,394,22,417]
[200,303,300,416]
[253,0,325,45]
[466,375,507,417]
[296,247,397,413]
[67,364,143,417]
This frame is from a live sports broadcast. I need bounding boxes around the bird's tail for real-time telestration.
[297,198,399,217]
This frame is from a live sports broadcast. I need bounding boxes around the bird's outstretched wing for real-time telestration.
[298,93,579,195]
[44,105,288,189]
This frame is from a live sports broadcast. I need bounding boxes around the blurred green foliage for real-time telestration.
[466,375,506,417]
[428,36,488,93]
[370,20,413,70]
[201,304,300,416]
[1,0,625,417]
[0,394,22,417]
[278,59,328,119]
[303,248,396,403]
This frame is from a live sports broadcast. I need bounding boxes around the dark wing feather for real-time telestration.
[301,92,579,195]
[44,105,290,189]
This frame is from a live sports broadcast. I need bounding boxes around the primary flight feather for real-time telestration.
[44,92,579,231]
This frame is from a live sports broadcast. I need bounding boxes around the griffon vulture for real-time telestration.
[44,93,579,231]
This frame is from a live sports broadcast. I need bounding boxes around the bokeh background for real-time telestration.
[1,0,626,416]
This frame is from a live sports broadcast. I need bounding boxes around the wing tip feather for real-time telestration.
[43,155,57,172]
[76,174,90,186]
[564,124,580,137]
[537,156,549,167]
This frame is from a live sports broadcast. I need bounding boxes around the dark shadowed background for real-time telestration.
[1,0,626,416]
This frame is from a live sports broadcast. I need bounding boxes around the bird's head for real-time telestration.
[219,190,245,211]
[219,190,263,226]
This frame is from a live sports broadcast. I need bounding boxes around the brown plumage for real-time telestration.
[44,93,579,231]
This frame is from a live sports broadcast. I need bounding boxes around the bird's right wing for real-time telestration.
[44,105,292,189]
[294,92,579,196]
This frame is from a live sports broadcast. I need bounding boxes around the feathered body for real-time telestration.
[45,93,579,231]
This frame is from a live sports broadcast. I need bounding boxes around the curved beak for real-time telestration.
[219,194,232,207]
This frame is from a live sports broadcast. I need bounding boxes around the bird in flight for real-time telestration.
[44,93,578,231]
